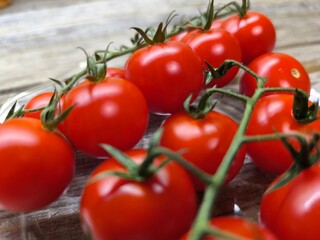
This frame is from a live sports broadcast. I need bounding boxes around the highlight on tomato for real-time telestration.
[125,16,204,114]
[246,93,320,174]
[0,117,75,212]
[181,216,278,240]
[80,148,197,240]
[240,52,311,97]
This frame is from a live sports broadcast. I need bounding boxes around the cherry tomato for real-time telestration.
[210,19,224,30]
[181,216,278,239]
[246,94,320,174]
[24,91,64,119]
[160,111,246,191]
[181,28,242,88]
[240,52,311,97]
[0,117,75,212]
[260,163,320,240]
[169,30,191,42]
[222,11,276,64]
[62,77,149,158]
[80,149,197,240]
[125,41,204,114]
[105,67,126,79]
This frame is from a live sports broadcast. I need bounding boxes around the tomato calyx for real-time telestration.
[293,89,319,124]
[214,0,250,18]
[88,129,212,185]
[77,46,107,83]
[266,133,320,194]
[131,12,177,45]
[40,92,73,131]
[183,87,222,120]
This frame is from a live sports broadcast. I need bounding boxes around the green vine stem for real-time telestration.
[187,62,314,240]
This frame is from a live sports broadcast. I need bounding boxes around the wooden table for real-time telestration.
[0,0,320,239]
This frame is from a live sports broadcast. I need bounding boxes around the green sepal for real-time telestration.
[99,144,138,172]
[265,132,320,194]
[293,89,319,124]
[77,46,107,83]
[5,101,25,120]
[131,11,177,45]
[49,78,65,88]
[203,0,215,31]
[40,92,73,131]
[205,61,235,86]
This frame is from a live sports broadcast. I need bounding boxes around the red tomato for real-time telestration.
[210,19,224,30]
[61,77,149,158]
[260,163,320,240]
[222,11,276,64]
[105,67,126,79]
[160,111,246,191]
[181,216,278,240]
[125,41,204,114]
[240,52,311,97]
[0,117,75,212]
[181,28,242,88]
[246,94,320,174]
[169,30,191,42]
[24,91,64,119]
[80,149,197,240]
[169,19,224,42]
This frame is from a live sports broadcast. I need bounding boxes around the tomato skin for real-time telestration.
[246,94,320,174]
[181,216,278,240]
[61,77,149,158]
[0,118,75,212]
[105,67,126,79]
[260,163,320,240]
[24,91,65,131]
[160,111,246,191]
[80,149,197,240]
[181,28,242,88]
[125,41,204,114]
[240,52,311,97]
[222,11,276,64]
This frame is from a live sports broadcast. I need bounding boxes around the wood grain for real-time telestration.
[0,0,320,239]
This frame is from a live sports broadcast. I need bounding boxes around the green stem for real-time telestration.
[205,87,250,103]
[189,86,264,240]
[155,147,212,185]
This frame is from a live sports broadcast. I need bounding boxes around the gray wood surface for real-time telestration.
[0,0,320,239]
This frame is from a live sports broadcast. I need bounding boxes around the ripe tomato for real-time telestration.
[61,77,149,158]
[80,149,197,240]
[260,163,320,240]
[125,41,204,114]
[160,111,246,191]
[181,216,278,240]
[105,67,126,79]
[0,117,75,212]
[24,91,64,119]
[221,11,276,64]
[240,52,311,97]
[181,28,242,88]
[246,94,320,174]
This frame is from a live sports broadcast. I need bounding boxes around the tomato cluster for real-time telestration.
[0,0,319,240]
